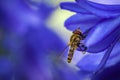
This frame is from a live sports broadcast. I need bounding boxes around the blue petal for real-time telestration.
[77,41,120,72]
[83,17,120,53]
[0,0,36,33]
[87,0,120,12]
[60,2,91,14]
[78,71,92,80]
[93,34,120,75]
[21,26,65,63]
[109,41,120,59]
[64,14,102,32]
[77,52,104,72]
[76,0,120,18]
[0,0,53,34]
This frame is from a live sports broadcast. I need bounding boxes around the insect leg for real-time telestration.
[82,34,87,39]
[82,28,92,39]
[78,43,87,54]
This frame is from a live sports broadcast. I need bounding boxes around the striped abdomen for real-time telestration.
[67,46,75,63]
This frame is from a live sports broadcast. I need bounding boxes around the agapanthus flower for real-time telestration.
[0,0,85,80]
[77,41,120,72]
[0,0,56,35]
[60,0,120,77]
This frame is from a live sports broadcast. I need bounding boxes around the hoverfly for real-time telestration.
[60,28,87,63]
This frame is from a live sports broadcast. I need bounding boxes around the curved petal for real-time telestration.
[60,2,91,14]
[109,41,120,59]
[81,17,120,53]
[64,14,102,32]
[76,0,120,18]
[87,0,120,12]
[77,41,120,72]
[93,33,120,75]
[77,52,104,72]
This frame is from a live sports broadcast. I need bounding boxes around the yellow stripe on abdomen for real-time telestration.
[67,47,74,63]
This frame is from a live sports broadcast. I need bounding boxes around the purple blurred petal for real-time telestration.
[77,53,103,72]
[77,37,120,72]
[0,0,41,34]
[93,34,120,75]
[83,17,120,53]
[109,41,120,59]
[76,0,120,18]
[20,26,65,64]
[87,0,120,12]
[0,57,13,75]
[64,14,102,32]
[60,2,91,14]
[78,70,92,80]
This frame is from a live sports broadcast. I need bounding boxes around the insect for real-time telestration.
[60,28,87,63]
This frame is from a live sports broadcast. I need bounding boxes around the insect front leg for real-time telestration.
[81,44,87,54]
[78,43,87,54]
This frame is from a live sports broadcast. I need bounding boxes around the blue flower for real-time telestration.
[13,26,84,80]
[0,0,56,34]
[0,0,85,80]
[77,41,120,72]
[60,0,120,76]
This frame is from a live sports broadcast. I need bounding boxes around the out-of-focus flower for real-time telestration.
[0,0,40,34]
[27,0,56,20]
[0,0,85,80]
[0,57,13,80]
[0,0,56,35]
[14,26,78,80]
[60,0,120,76]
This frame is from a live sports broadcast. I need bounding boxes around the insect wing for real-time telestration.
[58,44,69,59]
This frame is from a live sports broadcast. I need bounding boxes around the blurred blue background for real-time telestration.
[0,0,81,80]
[0,0,120,80]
